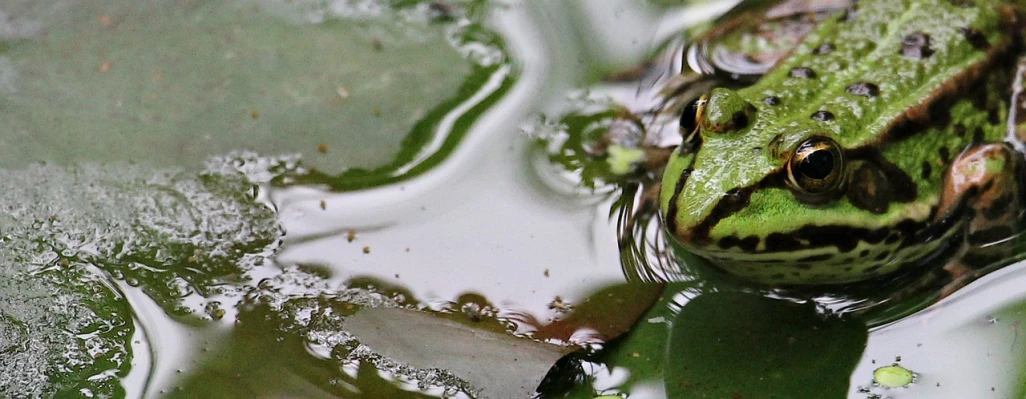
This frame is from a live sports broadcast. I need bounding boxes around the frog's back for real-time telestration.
[738,0,1020,152]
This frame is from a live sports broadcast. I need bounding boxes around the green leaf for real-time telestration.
[0,0,474,173]
[665,292,868,399]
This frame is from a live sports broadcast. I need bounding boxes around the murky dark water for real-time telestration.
[2,0,1026,398]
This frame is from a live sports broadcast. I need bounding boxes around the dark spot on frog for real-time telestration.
[921,161,932,179]
[793,263,814,270]
[859,249,871,258]
[717,235,759,252]
[765,225,886,253]
[954,124,967,137]
[732,111,750,130]
[939,147,950,163]
[763,96,781,106]
[844,266,854,272]
[812,43,835,55]
[789,67,817,79]
[959,27,990,49]
[863,264,883,274]
[973,127,985,142]
[874,252,890,261]
[846,82,880,98]
[885,233,902,245]
[766,233,800,251]
[950,0,975,7]
[771,273,786,280]
[811,110,834,122]
[900,32,934,59]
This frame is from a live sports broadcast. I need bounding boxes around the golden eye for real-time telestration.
[786,136,845,195]
[679,94,709,144]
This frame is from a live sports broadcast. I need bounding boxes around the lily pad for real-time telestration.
[0,0,472,172]
[665,292,867,399]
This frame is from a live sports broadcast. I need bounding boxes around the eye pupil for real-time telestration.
[799,150,834,180]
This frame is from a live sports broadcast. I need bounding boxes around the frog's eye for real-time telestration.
[786,137,845,195]
[679,94,709,144]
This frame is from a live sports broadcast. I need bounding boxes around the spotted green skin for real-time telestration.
[660,0,1024,284]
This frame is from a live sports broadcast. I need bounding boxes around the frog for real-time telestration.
[658,0,1026,294]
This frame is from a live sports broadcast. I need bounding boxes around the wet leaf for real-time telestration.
[665,292,867,399]
[532,282,664,343]
[536,283,684,398]
[347,307,573,398]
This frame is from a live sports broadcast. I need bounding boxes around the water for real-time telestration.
[1,0,1025,398]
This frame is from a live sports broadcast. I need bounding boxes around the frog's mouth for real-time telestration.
[676,187,977,285]
[685,221,962,285]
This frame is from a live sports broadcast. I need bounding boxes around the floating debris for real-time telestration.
[873,365,914,388]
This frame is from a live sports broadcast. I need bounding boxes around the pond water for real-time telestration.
[2,0,1026,398]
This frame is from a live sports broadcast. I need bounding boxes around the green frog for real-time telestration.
[659,0,1026,292]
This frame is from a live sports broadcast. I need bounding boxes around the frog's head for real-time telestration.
[659,88,936,284]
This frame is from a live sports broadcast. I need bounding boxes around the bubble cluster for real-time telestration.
[0,161,283,396]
